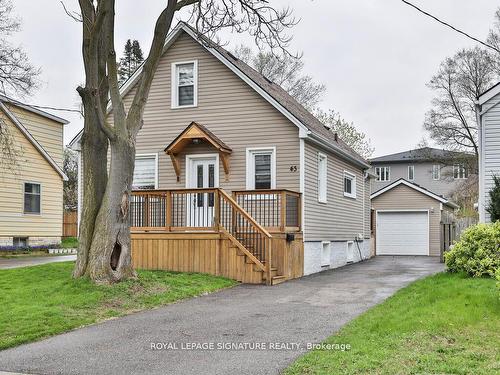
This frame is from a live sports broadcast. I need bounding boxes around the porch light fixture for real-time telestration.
[192,138,202,144]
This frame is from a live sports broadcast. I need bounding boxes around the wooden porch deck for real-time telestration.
[130,189,304,285]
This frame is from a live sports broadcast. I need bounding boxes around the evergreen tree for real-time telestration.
[118,39,144,85]
[132,40,144,68]
[486,175,500,222]
[118,39,133,85]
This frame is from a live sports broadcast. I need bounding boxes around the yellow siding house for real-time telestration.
[0,95,68,248]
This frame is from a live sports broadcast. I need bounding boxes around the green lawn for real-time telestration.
[286,273,500,375]
[61,237,79,248]
[0,262,236,350]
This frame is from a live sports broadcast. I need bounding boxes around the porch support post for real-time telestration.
[266,237,273,286]
[280,191,287,232]
[165,191,172,232]
[214,189,220,231]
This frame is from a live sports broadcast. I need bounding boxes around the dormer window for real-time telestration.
[171,60,197,108]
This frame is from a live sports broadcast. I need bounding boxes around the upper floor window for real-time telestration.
[407,165,415,181]
[317,152,327,203]
[453,164,468,179]
[343,171,357,199]
[375,166,390,182]
[246,147,276,190]
[432,164,440,180]
[171,61,197,108]
[24,182,41,214]
[132,154,157,190]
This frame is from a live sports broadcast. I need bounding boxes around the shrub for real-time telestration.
[445,222,500,277]
[486,175,500,222]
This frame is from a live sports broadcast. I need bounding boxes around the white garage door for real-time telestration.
[376,211,429,255]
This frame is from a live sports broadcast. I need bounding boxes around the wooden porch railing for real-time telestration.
[232,189,301,232]
[130,188,300,284]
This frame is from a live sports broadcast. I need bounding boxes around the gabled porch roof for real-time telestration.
[164,121,232,177]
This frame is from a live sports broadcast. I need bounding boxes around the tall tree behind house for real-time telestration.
[118,39,144,85]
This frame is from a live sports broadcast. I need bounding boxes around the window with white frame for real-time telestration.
[171,61,197,108]
[321,241,331,266]
[375,166,390,182]
[318,152,327,203]
[432,164,441,180]
[132,155,157,190]
[453,164,468,179]
[407,165,415,181]
[24,182,41,214]
[343,171,357,198]
[246,148,275,190]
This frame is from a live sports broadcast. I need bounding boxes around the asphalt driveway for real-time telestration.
[0,256,443,375]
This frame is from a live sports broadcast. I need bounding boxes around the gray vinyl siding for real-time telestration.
[370,162,464,198]
[303,141,369,241]
[116,31,300,192]
[371,184,442,256]
[481,92,500,222]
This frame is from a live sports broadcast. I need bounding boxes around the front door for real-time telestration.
[187,156,218,227]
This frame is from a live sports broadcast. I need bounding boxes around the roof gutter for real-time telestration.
[306,132,371,169]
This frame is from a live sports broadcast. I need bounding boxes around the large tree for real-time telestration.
[0,0,39,96]
[315,109,374,158]
[233,45,325,110]
[0,0,39,171]
[424,47,498,158]
[63,148,79,210]
[73,0,296,283]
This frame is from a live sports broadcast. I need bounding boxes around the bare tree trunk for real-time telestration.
[73,123,108,278]
[86,135,136,283]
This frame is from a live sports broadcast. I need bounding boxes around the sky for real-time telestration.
[8,0,499,157]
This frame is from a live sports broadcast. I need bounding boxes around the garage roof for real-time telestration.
[370,179,459,209]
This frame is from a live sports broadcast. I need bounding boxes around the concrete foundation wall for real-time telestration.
[0,236,61,249]
[303,239,371,275]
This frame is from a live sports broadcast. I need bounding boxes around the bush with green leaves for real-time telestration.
[445,222,500,278]
[486,175,500,222]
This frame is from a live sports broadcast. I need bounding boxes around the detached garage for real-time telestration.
[371,179,458,257]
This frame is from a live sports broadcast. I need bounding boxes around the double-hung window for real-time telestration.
[407,165,415,181]
[132,154,158,190]
[318,152,327,203]
[432,164,440,180]
[453,164,468,179]
[375,166,390,182]
[171,61,197,108]
[343,171,357,199]
[246,148,276,190]
[24,182,41,214]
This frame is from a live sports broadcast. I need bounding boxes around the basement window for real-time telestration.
[321,241,331,266]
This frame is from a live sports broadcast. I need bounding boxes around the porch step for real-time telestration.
[271,275,287,285]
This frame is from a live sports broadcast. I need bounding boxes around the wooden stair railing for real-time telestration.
[217,189,274,285]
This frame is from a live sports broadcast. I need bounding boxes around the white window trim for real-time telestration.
[343,171,357,199]
[432,164,440,180]
[23,181,42,216]
[375,166,390,182]
[321,241,331,266]
[185,153,220,189]
[245,147,276,190]
[134,153,159,189]
[171,60,198,109]
[407,165,415,181]
[453,164,468,179]
[317,152,327,203]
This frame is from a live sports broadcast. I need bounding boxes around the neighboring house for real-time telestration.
[0,94,68,248]
[477,83,500,223]
[69,22,372,283]
[369,147,475,199]
[371,179,458,256]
